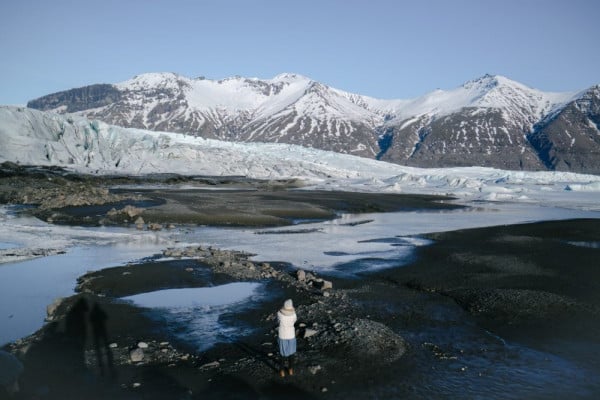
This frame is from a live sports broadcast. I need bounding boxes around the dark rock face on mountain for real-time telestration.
[379,109,546,170]
[26,73,600,174]
[27,84,121,113]
[527,86,600,174]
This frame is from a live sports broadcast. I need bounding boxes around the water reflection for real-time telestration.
[0,242,166,345]
[567,241,600,249]
[121,283,265,351]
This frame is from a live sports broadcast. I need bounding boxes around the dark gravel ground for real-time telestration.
[2,164,600,399]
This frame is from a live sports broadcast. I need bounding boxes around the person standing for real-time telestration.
[277,299,297,377]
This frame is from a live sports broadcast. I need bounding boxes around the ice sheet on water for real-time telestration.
[121,283,266,351]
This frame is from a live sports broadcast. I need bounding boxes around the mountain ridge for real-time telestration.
[25,72,600,173]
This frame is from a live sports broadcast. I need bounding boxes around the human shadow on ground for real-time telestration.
[235,341,280,373]
[90,302,117,378]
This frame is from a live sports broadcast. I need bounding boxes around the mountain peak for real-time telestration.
[118,72,187,90]
[270,73,310,83]
[462,74,525,92]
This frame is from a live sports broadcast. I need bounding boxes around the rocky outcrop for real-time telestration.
[162,245,408,364]
[379,110,545,170]
[0,163,128,211]
[527,86,600,174]
[27,84,121,113]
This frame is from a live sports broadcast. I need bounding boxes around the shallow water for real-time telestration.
[1,202,600,398]
[0,242,166,345]
[122,283,269,351]
[1,202,598,346]
[401,322,600,399]
[353,288,600,399]
[173,202,600,273]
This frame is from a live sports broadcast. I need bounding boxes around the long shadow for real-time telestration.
[235,341,280,373]
[89,302,117,378]
[17,298,91,398]
[193,374,260,400]
[260,381,318,400]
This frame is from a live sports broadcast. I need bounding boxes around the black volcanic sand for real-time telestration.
[2,166,600,398]
[5,219,600,399]
[372,219,600,368]
[0,162,461,227]
[48,188,462,227]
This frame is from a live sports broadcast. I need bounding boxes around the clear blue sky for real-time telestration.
[1,0,598,105]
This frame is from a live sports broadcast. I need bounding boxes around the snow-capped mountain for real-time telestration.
[376,74,583,170]
[527,85,600,171]
[26,73,600,173]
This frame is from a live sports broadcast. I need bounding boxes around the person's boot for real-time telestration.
[288,355,295,376]
[279,369,286,378]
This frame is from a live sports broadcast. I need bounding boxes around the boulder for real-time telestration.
[134,216,144,225]
[129,348,144,362]
[304,329,318,339]
[46,297,63,320]
[320,280,333,290]
[297,270,306,282]
[123,205,143,218]
[308,364,322,375]
[199,361,220,370]
[148,223,163,231]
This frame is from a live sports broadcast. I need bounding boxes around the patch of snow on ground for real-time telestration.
[122,283,266,351]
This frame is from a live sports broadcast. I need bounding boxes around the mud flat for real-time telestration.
[2,164,600,398]
[0,162,461,228]
[5,219,600,399]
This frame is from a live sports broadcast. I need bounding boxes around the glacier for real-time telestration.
[1,105,599,210]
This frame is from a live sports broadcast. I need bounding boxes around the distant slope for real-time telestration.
[26,73,600,173]
[527,86,600,173]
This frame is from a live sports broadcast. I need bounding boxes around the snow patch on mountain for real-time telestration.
[385,74,576,125]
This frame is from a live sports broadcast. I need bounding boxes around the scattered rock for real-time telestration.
[308,365,322,375]
[320,280,333,290]
[304,329,318,339]
[199,361,220,370]
[45,298,63,321]
[129,348,144,362]
[137,342,149,349]
[123,205,143,218]
[148,223,163,231]
[297,270,306,282]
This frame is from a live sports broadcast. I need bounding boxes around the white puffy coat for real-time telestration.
[277,310,297,340]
